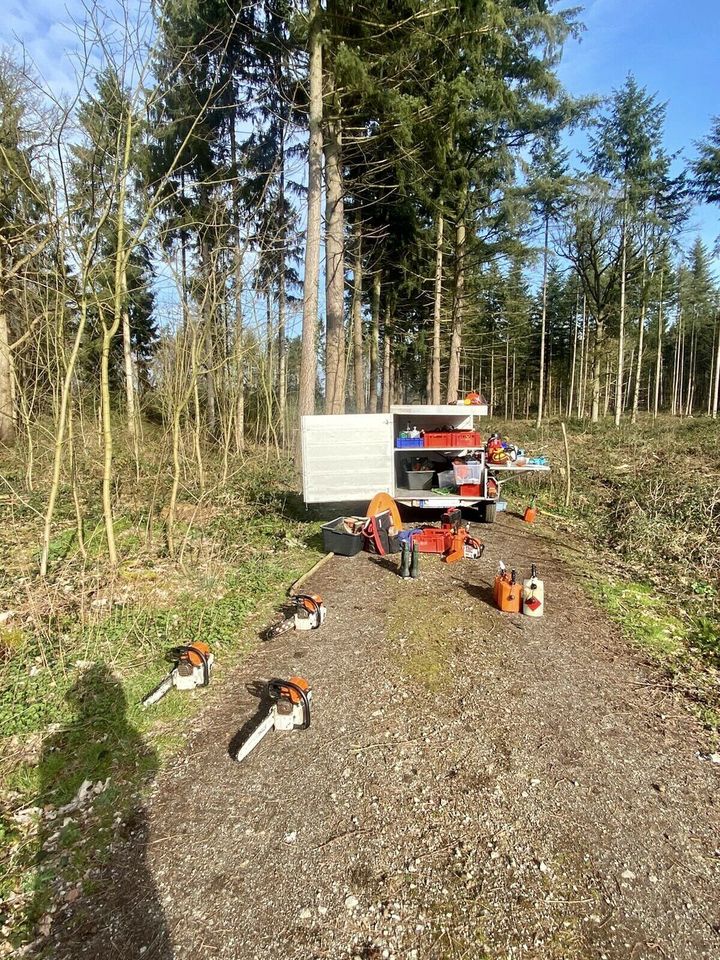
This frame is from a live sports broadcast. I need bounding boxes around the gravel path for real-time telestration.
[45,514,720,960]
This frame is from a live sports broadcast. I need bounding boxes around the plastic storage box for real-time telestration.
[321,518,364,556]
[453,460,483,484]
[459,483,482,497]
[411,528,451,554]
[396,436,424,448]
[436,469,456,489]
[404,469,435,490]
[424,431,482,448]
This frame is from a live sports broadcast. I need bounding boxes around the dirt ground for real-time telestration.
[39,514,720,960]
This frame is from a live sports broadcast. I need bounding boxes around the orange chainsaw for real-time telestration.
[141,642,213,707]
[266,593,326,639]
[235,676,312,762]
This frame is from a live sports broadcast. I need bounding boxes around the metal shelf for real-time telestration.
[394,487,491,504]
[394,446,484,453]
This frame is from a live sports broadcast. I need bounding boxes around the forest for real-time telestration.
[0,0,719,556]
[1,1,720,956]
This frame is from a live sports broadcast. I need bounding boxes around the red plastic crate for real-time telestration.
[423,431,482,448]
[452,430,482,446]
[459,483,482,497]
[423,431,452,447]
[411,528,451,554]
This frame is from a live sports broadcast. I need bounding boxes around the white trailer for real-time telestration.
[301,405,549,521]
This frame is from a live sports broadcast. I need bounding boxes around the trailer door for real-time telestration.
[301,414,393,504]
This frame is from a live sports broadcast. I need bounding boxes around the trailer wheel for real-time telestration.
[482,502,497,524]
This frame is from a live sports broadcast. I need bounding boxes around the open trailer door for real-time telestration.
[301,413,393,504]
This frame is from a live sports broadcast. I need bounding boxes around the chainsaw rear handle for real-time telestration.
[267,678,311,730]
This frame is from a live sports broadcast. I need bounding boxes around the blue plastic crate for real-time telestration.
[396,436,424,448]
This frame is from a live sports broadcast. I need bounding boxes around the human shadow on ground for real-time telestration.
[32,664,173,959]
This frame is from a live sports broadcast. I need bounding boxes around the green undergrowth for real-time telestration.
[491,414,720,733]
[0,441,324,949]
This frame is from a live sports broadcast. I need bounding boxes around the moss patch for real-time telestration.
[386,587,466,692]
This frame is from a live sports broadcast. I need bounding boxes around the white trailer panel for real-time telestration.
[301,413,393,503]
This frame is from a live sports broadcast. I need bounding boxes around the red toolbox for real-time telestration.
[411,527,452,554]
[424,430,482,448]
[459,483,482,497]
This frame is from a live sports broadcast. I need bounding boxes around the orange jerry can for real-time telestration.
[497,570,522,613]
[523,505,537,523]
[493,562,508,605]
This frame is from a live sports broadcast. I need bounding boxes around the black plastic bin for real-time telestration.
[321,518,364,556]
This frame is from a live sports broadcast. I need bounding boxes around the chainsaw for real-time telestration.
[141,642,213,708]
[266,593,326,639]
[235,676,312,762]
[439,509,484,564]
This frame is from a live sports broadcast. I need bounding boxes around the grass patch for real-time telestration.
[386,588,466,691]
[590,579,685,659]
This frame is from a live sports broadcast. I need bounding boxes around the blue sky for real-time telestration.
[557,0,720,256]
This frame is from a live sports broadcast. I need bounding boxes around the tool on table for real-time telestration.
[141,642,213,707]
[235,676,312,763]
[267,593,326,639]
[522,564,544,617]
[498,569,522,613]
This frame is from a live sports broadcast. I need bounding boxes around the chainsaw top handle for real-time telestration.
[170,644,211,687]
[267,677,311,730]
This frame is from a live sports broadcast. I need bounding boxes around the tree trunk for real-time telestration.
[323,78,345,414]
[381,313,391,413]
[490,350,495,415]
[431,212,444,404]
[603,356,611,418]
[686,323,696,417]
[277,263,287,447]
[511,349,516,420]
[590,318,604,423]
[446,213,465,403]
[614,215,627,427]
[536,215,549,427]
[121,268,140,477]
[567,293,580,417]
[233,256,245,453]
[712,313,720,419]
[631,258,648,424]
[678,315,686,417]
[368,271,380,412]
[0,255,14,446]
[298,0,323,434]
[100,109,134,567]
[351,216,364,412]
[504,337,509,419]
[653,268,664,418]
[707,321,715,416]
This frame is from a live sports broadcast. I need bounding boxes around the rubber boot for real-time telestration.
[399,540,411,578]
[410,542,420,579]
